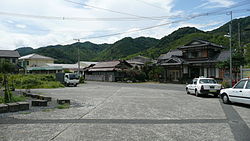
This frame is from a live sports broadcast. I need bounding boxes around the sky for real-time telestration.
[0,0,249,50]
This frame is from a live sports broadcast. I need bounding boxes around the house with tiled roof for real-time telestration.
[0,50,20,64]
[85,60,132,82]
[126,55,155,69]
[157,40,230,83]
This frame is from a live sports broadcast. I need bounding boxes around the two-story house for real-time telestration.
[18,53,62,74]
[158,40,230,83]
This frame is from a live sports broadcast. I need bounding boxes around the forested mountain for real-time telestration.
[93,37,159,61]
[16,16,250,63]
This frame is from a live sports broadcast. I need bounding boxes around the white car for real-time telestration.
[186,77,222,97]
[220,78,250,105]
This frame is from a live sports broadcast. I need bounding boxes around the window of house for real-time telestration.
[12,58,16,63]
[208,68,216,77]
[188,51,201,58]
[26,61,29,66]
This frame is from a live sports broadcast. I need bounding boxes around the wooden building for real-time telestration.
[158,40,230,83]
[85,60,132,82]
[0,50,20,64]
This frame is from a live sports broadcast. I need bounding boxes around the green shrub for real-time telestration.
[79,76,85,83]
[221,81,230,88]
[11,95,26,102]
[40,81,64,88]
[0,96,4,104]
[9,74,64,89]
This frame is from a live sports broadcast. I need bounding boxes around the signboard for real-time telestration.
[242,68,250,78]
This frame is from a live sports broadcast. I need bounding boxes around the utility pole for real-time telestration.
[238,23,241,52]
[73,38,80,77]
[223,11,234,86]
[228,11,233,87]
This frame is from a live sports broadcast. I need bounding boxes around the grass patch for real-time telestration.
[12,95,27,102]
[0,95,26,104]
[42,108,55,112]
[4,74,65,89]
[56,104,70,109]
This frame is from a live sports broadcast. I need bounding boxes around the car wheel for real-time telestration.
[222,94,230,104]
[195,90,200,97]
[186,88,190,94]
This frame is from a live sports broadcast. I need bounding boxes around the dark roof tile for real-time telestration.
[0,50,20,58]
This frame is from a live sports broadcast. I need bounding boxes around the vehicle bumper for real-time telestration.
[200,90,220,94]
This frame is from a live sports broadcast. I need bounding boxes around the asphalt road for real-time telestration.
[0,81,250,141]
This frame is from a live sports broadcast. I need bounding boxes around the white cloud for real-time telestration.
[0,0,178,50]
[0,0,243,50]
[16,24,26,29]
[197,0,235,8]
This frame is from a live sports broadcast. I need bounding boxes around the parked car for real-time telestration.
[186,77,222,97]
[220,78,250,105]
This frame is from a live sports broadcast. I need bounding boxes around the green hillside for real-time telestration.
[16,16,250,63]
[94,37,159,61]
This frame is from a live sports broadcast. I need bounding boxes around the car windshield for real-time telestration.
[69,74,78,80]
[199,79,217,84]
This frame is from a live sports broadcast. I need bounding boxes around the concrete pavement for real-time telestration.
[0,81,249,141]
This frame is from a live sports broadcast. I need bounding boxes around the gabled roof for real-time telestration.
[126,60,144,65]
[178,39,226,49]
[0,50,20,58]
[214,50,230,61]
[80,61,98,68]
[159,57,185,66]
[92,61,121,68]
[89,60,132,71]
[19,53,54,60]
[158,49,182,60]
[128,55,153,63]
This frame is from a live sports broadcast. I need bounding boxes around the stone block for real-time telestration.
[32,100,48,106]
[24,93,33,97]
[40,96,52,101]
[57,99,70,105]
[0,104,8,113]
[6,103,19,112]
[17,102,29,111]
[22,92,28,97]
[29,94,39,99]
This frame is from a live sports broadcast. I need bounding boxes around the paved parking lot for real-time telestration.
[0,81,250,141]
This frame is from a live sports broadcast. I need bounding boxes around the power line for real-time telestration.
[64,0,158,20]
[3,8,248,34]
[0,0,249,22]
[0,11,185,21]
[134,0,167,10]
[78,9,250,40]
